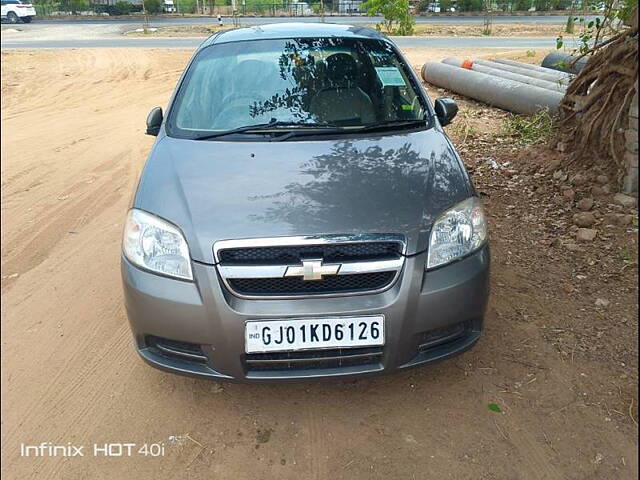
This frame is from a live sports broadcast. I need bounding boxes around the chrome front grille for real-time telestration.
[214,235,406,299]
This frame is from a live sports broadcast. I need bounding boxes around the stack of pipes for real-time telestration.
[421,57,575,115]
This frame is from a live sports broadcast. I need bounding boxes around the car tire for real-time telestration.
[22,16,32,23]
[7,11,19,23]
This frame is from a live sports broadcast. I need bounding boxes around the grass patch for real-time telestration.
[502,109,555,146]
[449,111,480,145]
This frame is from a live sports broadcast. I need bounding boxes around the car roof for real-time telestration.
[199,23,391,49]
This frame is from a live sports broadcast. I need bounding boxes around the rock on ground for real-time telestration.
[613,193,638,208]
[576,228,598,242]
[573,212,597,227]
[576,198,595,211]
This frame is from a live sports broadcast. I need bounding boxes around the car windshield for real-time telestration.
[167,37,430,138]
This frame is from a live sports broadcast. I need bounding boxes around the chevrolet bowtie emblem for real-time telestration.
[284,259,340,281]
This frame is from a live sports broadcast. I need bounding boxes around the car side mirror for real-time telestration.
[434,98,458,127]
[146,107,163,136]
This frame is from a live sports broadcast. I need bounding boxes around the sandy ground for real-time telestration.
[1,47,638,480]
[0,23,128,41]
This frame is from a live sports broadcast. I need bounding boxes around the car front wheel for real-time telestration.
[7,11,19,23]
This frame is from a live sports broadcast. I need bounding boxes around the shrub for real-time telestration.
[502,110,555,145]
[362,0,415,35]
[457,0,483,10]
[145,0,162,13]
[68,0,88,13]
[113,0,133,14]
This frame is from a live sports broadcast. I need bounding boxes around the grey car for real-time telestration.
[121,23,490,382]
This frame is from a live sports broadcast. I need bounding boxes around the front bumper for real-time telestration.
[121,245,490,382]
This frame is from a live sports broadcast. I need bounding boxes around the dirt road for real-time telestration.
[1,48,637,480]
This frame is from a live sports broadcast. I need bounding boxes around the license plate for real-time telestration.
[245,315,385,353]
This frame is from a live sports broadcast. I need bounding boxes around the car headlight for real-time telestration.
[122,209,193,280]
[426,196,487,270]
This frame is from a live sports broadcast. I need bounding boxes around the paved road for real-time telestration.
[2,14,590,50]
[1,35,562,49]
[7,14,597,26]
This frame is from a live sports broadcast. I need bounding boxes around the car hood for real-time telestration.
[133,129,471,264]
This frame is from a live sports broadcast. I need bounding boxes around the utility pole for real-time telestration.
[320,0,324,21]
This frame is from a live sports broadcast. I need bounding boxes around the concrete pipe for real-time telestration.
[442,57,566,93]
[492,58,575,80]
[421,62,563,115]
[472,59,571,86]
[541,51,588,75]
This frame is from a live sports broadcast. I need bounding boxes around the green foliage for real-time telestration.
[557,0,637,55]
[113,0,133,14]
[68,0,88,13]
[502,110,555,145]
[440,0,453,10]
[533,0,552,10]
[457,0,483,10]
[511,0,532,9]
[488,403,502,413]
[362,0,415,35]
[617,0,638,21]
[242,0,287,14]
[144,0,162,13]
[176,0,196,13]
[32,0,60,15]
[415,0,429,12]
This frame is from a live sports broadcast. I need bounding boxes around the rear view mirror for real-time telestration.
[434,98,458,127]
[146,107,163,136]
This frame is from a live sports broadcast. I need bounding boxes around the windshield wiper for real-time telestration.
[191,120,342,140]
[271,119,429,141]
[191,119,427,141]
[356,119,428,134]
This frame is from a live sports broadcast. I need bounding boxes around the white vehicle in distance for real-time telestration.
[1,0,36,23]
[163,0,175,13]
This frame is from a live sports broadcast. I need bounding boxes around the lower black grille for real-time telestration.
[245,346,383,371]
[219,241,403,265]
[229,271,395,296]
[146,336,208,363]
[418,321,471,352]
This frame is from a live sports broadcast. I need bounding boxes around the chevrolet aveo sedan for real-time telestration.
[121,23,490,382]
